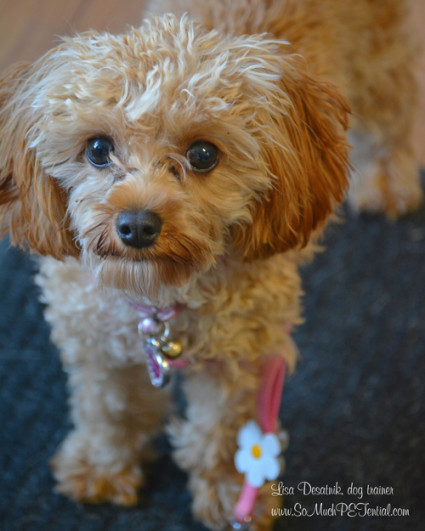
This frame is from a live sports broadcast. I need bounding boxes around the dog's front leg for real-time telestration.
[52,361,169,506]
[169,366,283,531]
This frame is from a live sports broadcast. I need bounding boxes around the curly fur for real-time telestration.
[0,1,421,529]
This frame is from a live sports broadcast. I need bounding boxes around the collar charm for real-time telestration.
[137,308,184,388]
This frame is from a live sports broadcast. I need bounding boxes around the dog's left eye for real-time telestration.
[86,136,114,168]
[186,141,219,173]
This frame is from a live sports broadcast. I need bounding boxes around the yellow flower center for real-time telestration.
[251,444,262,459]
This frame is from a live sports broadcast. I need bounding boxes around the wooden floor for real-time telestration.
[0,0,147,67]
[0,0,424,166]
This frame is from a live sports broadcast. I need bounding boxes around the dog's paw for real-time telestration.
[190,475,236,530]
[189,474,276,531]
[349,171,423,218]
[348,149,423,218]
[51,432,144,506]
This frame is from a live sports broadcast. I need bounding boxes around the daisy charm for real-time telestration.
[234,420,281,488]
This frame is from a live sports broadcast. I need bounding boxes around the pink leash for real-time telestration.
[233,356,286,526]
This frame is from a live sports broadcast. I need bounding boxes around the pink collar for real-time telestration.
[128,300,185,321]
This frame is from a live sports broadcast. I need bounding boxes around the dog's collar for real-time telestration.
[128,301,185,322]
[129,301,189,387]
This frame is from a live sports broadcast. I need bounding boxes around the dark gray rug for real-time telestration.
[1,180,425,530]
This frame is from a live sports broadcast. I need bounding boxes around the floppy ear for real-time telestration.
[0,62,78,258]
[232,61,351,260]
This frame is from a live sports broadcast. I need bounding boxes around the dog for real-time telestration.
[0,0,421,529]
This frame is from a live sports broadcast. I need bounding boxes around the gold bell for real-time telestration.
[161,339,184,359]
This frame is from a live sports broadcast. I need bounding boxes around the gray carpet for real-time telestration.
[1,183,425,530]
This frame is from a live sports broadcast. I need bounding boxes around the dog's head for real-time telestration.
[0,15,350,298]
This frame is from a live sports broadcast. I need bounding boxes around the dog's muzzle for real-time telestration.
[116,209,163,249]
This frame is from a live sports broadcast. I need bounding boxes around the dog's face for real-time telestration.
[0,15,349,298]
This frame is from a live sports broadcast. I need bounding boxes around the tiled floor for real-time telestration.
[0,0,423,165]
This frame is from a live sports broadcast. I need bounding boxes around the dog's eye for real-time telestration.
[86,136,114,168]
[186,141,219,173]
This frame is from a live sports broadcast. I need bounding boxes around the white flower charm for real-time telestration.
[234,420,281,488]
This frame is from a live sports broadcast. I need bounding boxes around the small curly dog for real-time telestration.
[0,0,421,529]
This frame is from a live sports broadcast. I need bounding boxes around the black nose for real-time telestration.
[116,209,163,249]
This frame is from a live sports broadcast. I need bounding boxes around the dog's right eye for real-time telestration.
[86,136,114,168]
